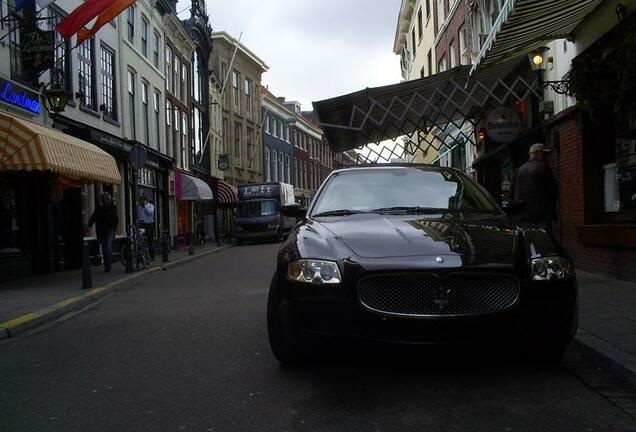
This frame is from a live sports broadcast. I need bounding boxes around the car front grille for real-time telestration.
[358,273,520,317]
[243,224,267,232]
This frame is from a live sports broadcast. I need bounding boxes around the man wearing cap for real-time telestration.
[514,143,558,232]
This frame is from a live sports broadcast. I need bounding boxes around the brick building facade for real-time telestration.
[546,109,636,282]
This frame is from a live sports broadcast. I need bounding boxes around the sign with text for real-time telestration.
[238,184,279,200]
[218,154,229,171]
[0,77,41,114]
[486,107,522,144]
[22,29,55,74]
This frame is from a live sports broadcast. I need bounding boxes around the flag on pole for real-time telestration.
[76,0,136,45]
[56,0,117,41]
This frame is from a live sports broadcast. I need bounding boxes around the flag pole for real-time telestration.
[198,31,243,166]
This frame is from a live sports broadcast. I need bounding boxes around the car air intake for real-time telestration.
[358,273,520,317]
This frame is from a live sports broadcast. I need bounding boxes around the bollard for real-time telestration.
[188,232,194,255]
[162,231,169,263]
[125,237,134,273]
[81,242,93,289]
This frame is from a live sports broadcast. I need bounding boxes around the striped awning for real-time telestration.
[216,179,238,207]
[472,0,602,71]
[0,111,121,185]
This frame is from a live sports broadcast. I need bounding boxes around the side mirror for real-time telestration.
[280,203,307,219]
[502,200,527,216]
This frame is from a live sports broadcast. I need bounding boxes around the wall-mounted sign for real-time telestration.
[218,154,229,171]
[486,107,521,144]
[22,29,55,74]
[0,78,41,114]
[90,130,133,152]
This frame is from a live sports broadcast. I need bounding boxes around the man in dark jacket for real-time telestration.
[514,143,558,233]
[88,192,119,272]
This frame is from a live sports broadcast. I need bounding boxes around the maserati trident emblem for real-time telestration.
[432,286,451,309]
[435,256,444,264]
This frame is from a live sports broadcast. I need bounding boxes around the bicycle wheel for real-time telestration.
[120,243,131,268]
[137,237,150,269]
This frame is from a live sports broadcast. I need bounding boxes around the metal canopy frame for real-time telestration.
[313,57,541,165]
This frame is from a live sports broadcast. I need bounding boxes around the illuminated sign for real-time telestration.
[486,107,521,144]
[0,78,41,114]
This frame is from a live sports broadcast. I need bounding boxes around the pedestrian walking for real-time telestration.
[88,192,119,272]
[137,195,156,260]
[514,143,558,233]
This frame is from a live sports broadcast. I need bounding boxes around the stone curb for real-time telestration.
[0,245,233,340]
[574,329,636,387]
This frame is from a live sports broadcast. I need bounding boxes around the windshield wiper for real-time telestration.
[371,206,450,214]
[312,209,367,217]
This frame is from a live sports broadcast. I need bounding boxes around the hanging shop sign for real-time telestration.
[0,77,41,114]
[486,107,522,144]
[22,29,55,74]
[218,154,230,171]
[129,145,148,171]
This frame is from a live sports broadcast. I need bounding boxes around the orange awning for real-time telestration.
[0,111,121,185]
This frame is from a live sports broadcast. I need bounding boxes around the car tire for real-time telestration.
[267,273,304,365]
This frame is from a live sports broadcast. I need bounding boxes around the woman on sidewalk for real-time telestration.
[88,192,119,272]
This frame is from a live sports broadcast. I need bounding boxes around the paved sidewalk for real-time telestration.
[576,270,636,384]
[0,243,231,330]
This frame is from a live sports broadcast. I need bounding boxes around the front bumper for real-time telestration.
[236,229,279,242]
[277,272,578,346]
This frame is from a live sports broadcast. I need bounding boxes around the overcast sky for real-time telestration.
[177,0,403,110]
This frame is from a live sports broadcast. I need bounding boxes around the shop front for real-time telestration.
[543,16,636,280]
[0,111,120,278]
[173,171,213,248]
[212,178,238,243]
[134,150,173,251]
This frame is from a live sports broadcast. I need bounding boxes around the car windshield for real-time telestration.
[238,199,278,217]
[311,168,500,216]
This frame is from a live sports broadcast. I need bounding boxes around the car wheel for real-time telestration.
[267,273,304,365]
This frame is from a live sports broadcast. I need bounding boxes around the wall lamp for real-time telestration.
[528,46,571,95]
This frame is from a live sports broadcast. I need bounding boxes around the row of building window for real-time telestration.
[263,148,329,190]
[294,130,332,168]
[230,69,254,118]
[264,113,290,142]
[127,69,162,150]
[126,5,161,69]
[264,148,291,183]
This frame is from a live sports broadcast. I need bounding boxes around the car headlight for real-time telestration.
[287,259,341,284]
[531,257,573,281]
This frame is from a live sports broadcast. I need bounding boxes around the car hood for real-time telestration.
[315,213,519,266]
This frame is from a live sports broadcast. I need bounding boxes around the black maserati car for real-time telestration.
[267,165,578,364]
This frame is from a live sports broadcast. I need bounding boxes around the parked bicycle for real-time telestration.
[120,222,151,271]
